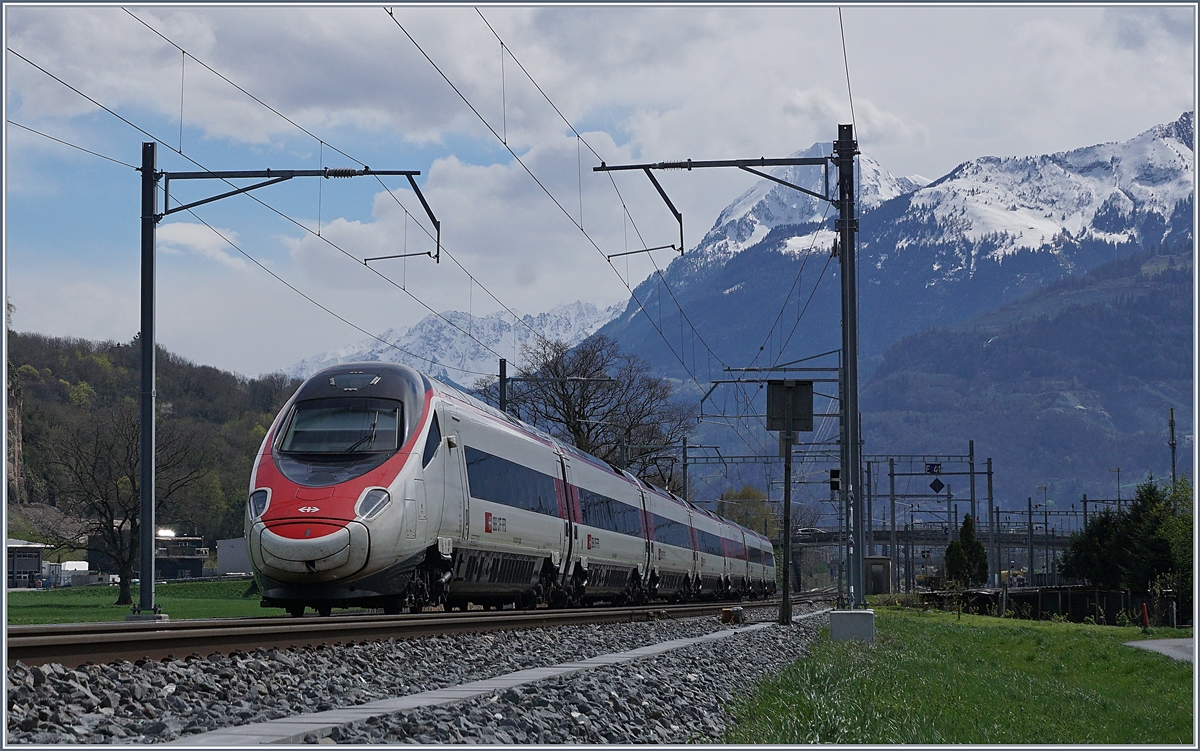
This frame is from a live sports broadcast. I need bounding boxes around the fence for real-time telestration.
[923,586,1189,628]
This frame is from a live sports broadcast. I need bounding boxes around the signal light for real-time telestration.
[829,469,841,492]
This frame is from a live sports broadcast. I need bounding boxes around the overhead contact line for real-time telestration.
[118,7,556,355]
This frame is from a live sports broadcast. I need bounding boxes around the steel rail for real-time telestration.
[6,595,833,668]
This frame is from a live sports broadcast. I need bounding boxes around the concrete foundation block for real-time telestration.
[829,608,875,643]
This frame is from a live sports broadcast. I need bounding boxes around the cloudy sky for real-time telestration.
[4,4,1195,377]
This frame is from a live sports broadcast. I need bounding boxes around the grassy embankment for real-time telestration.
[6,580,267,624]
[726,607,1194,745]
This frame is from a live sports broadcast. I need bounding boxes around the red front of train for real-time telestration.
[245,363,436,616]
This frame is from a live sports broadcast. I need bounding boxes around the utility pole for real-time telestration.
[136,142,159,621]
[834,124,864,608]
[781,389,794,623]
[499,358,507,413]
[968,440,977,527]
[865,461,873,556]
[949,487,956,540]
[994,506,1002,586]
[591,128,861,606]
[889,458,897,592]
[682,436,689,504]
[131,143,437,621]
[1169,408,1177,485]
[1027,496,1034,585]
[987,457,996,586]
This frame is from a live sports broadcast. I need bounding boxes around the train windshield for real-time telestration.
[279,398,403,455]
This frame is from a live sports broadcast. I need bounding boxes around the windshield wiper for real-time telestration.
[343,411,380,453]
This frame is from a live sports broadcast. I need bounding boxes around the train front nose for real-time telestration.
[249,518,370,583]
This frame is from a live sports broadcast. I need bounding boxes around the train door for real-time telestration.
[687,510,699,586]
[558,454,577,583]
[442,406,470,541]
[638,487,651,585]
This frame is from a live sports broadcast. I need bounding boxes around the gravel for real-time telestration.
[312,614,825,744]
[6,606,827,744]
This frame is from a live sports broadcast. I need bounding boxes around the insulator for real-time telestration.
[325,168,358,178]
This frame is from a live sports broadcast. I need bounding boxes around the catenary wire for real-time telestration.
[6,45,505,368]
[4,115,488,378]
[120,7,554,354]
[465,11,775,455]
[385,11,715,394]
[183,209,494,378]
[6,120,137,169]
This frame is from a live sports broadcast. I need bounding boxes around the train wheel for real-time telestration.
[286,605,305,618]
[383,603,401,615]
[317,605,332,618]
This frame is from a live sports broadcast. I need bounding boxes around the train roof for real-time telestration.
[300,361,429,403]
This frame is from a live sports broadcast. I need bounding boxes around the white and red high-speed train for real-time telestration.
[246,362,776,616]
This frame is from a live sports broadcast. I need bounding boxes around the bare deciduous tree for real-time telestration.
[44,400,212,605]
[476,335,695,493]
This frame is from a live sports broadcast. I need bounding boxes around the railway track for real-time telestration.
[7,593,835,669]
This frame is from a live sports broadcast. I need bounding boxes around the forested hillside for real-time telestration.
[862,245,1193,507]
[6,331,300,544]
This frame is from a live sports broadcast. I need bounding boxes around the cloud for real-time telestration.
[157,221,252,272]
[5,5,1193,376]
[1102,7,1194,50]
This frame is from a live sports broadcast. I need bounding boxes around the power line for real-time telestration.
[7,108,489,378]
[385,11,716,393]
[120,7,554,354]
[7,45,505,369]
[6,119,137,169]
[183,209,494,378]
[457,10,776,457]
[838,7,857,134]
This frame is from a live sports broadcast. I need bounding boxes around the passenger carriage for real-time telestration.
[247,362,773,616]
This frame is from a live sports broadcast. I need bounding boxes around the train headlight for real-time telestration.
[248,489,270,519]
[357,488,391,520]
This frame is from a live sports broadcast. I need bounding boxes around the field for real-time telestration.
[6,580,270,624]
[727,607,1194,745]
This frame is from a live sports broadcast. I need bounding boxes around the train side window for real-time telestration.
[422,414,441,467]
[650,513,691,549]
[578,488,642,537]
[464,446,559,517]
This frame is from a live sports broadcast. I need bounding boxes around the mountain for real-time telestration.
[597,112,1194,383]
[862,245,1193,508]
[288,301,623,386]
[284,114,1193,504]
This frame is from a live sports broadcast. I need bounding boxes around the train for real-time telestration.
[246,362,776,616]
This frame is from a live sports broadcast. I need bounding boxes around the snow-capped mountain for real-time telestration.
[599,112,1194,378]
[289,301,623,386]
[876,111,1194,283]
[603,143,930,329]
[700,142,931,261]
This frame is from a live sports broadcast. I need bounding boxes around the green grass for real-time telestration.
[6,580,269,624]
[726,608,1195,744]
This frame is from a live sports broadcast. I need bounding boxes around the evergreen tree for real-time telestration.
[959,513,988,586]
[944,539,968,587]
[1059,477,1193,616]
[944,514,988,587]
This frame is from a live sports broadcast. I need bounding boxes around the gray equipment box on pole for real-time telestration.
[766,380,814,432]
